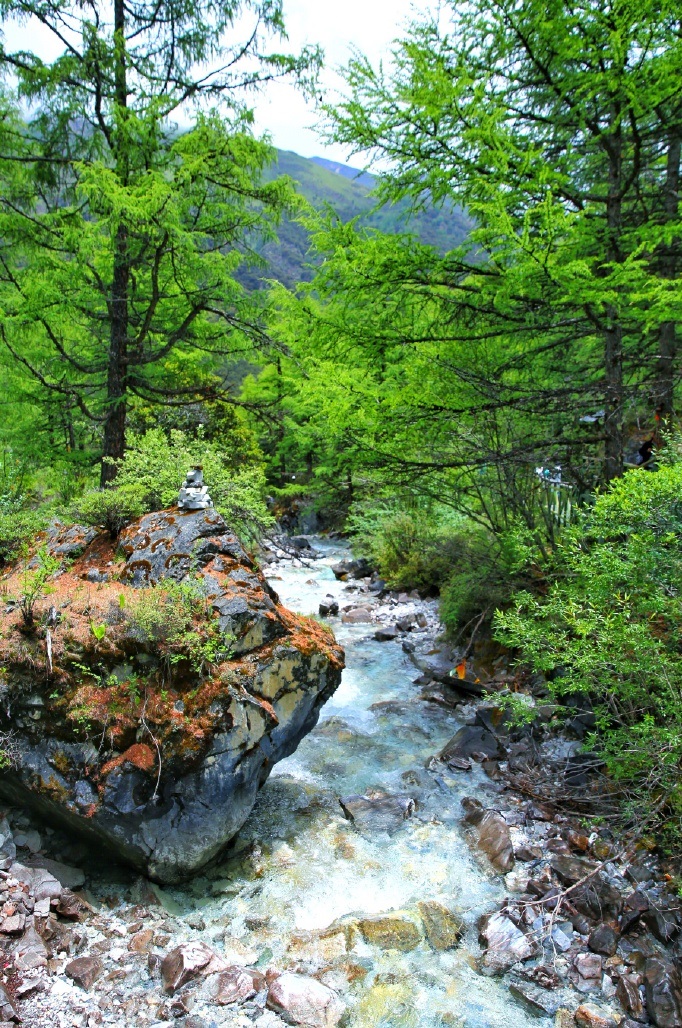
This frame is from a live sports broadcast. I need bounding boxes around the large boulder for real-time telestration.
[0,508,344,882]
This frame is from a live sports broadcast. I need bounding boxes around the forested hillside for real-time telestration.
[237,148,471,288]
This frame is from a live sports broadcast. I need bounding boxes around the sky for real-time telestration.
[249,0,420,163]
[1,0,424,167]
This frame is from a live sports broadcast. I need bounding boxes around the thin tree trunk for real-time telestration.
[101,0,129,486]
[654,130,681,421]
[603,115,624,482]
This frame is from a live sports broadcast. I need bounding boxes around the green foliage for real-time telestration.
[111,428,273,539]
[127,578,233,676]
[70,484,148,539]
[348,499,517,633]
[19,545,60,627]
[495,464,682,831]
[0,508,49,566]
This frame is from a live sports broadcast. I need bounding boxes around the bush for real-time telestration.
[0,508,49,565]
[494,462,682,833]
[348,500,515,633]
[110,428,273,540]
[70,484,148,538]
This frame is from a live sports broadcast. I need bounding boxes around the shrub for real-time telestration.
[110,428,273,540]
[0,508,49,565]
[70,483,148,538]
[348,500,516,633]
[494,462,682,834]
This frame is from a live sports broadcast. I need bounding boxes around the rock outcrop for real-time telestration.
[0,508,344,882]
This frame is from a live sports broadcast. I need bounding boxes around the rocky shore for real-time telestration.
[0,534,680,1028]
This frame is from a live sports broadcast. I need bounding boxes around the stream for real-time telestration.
[141,539,548,1028]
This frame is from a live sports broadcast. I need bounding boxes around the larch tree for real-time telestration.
[0,0,320,482]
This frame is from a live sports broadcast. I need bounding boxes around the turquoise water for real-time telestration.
[164,540,550,1027]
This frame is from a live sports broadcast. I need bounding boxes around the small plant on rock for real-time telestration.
[19,546,60,628]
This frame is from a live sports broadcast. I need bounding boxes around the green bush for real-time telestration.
[348,500,515,632]
[70,483,148,538]
[494,462,682,833]
[0,508,49,565]
[110,428,273,540]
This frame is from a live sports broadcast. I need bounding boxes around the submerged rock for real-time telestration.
[339,791,415,835]
[0,508,344,883]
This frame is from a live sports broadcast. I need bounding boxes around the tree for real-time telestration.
[0,1,320,482]
[317,0,682,482]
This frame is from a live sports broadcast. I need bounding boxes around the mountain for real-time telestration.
[237,149,471,290]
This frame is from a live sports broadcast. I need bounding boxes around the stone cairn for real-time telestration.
[177,466,213,510]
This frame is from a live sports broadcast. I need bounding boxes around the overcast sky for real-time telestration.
[250,0,420,163]
[1,0,424,167]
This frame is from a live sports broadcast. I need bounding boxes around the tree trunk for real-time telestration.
[603,115,624,482]
[101,0,129,487]
[654,130,681,422]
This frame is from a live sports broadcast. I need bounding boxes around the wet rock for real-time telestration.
[476,811,515,873]
[65,955,102,990]
[341,607,372,623]
[479,911,535,973]
[643,906,681,944]
[572,874,623,921]
[356,912,421,951]
[267,972,345,1027]
[574,1003,621,1028]
[549,854,598,886]
[161,941,227,993]
[213,967,266,1005]
[318,600,338,618]
[374,625,399,642]
[616,974,646,1023]
[331,558,373,581]
[440,726,503,765]
[461,797,485,825]
[417,901,464,950]
[339,792,415,835]
[0,508,344,884]
[644,957,682,1027]
[588,924,619,957]
[509,980,562,1017]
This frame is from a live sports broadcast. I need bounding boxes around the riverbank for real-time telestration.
[2,536,680,1028]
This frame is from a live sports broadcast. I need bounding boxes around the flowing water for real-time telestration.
[146,540,550,1027]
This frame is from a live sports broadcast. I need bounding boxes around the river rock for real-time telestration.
[356,912,421,951]
[417,900,464,950]
[440,726,504,765]
[267,972,345,1027]
[574,1003,621,1028]
[479,911,535,973]
[161,941,227,993]
[341,607,372,623]
[212,967,266,1005]
[616,974,646,1022]
[0,508,344,883]
[644,957,682,1027]
[588,923,619,957]
[374,625,399,642]
[64,955,102,990]
[339,792,415,834]
[477,811,515,873]
[331,558,373,581]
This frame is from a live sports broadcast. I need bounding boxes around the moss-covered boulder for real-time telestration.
[0,508,343,882]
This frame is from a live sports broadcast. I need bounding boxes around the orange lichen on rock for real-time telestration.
[101,743,156,777]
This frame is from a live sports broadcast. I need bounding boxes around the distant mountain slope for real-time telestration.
[237,149,470,290]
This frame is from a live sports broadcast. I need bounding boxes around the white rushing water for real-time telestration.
[166,539,550,1027]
